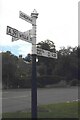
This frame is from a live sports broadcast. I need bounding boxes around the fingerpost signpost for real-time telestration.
[6,9,57,118]
[6,9,38,118]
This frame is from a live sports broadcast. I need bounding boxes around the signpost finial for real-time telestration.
[33,9,37,13]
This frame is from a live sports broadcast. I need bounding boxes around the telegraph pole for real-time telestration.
[31,9,38,118]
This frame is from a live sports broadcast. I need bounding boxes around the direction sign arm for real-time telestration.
[6,26,18,38]
[19,11,32,24]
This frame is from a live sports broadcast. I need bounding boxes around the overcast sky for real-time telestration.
[0,0,79,57]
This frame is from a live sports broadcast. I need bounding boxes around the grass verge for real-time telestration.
[2,101,79,118]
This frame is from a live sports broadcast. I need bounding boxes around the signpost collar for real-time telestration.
[31,9,38,18]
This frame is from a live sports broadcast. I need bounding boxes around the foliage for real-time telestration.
[37,39,56,52]
[23,54,32,62]
[2,51,31,89]
[54,46,78,83]
[37,75,65,87]
[2,40,79,88]
[2,51,18,89]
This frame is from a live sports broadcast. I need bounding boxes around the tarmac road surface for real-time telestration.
[2,87,78,113]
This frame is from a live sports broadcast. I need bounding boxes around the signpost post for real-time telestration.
[19,9,38,118]
[31,9,38,118]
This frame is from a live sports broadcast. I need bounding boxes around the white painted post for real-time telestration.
[31,9,38,118]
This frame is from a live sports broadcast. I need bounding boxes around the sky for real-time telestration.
[0,0,79,57]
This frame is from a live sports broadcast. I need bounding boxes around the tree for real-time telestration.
[37,39,57,75]
[15,56,32,88]
[37,39,56,52]
[2,51,32,89]
[54,46,78,84]
[78,46,80,84]
[23,54,32,62]
[2,51,18,88]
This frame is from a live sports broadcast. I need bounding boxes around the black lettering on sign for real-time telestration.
[26,36,28,40]
[48,51,50,57]
[7,26,18,38]
[52,53,56,57]
[19,32,26,40]
[30,37,32,41]
[37,49,42,56]
[7,26,11,35]
[12,29,18,37]
[42,50,44,53]
[8,28,11,34]
[20,13,24,18]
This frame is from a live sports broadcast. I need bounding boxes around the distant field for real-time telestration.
[2,101,79,118]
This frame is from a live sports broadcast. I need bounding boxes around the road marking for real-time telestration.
[1,95,29,100]
[66,99,79,103]
[3,92,8,93]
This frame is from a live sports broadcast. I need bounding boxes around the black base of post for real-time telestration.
[31,54,37,118]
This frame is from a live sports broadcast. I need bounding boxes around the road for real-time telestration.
[2,87,78,113]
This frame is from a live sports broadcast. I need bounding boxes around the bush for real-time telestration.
[37,75,66,87]
[70,79,78,86]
